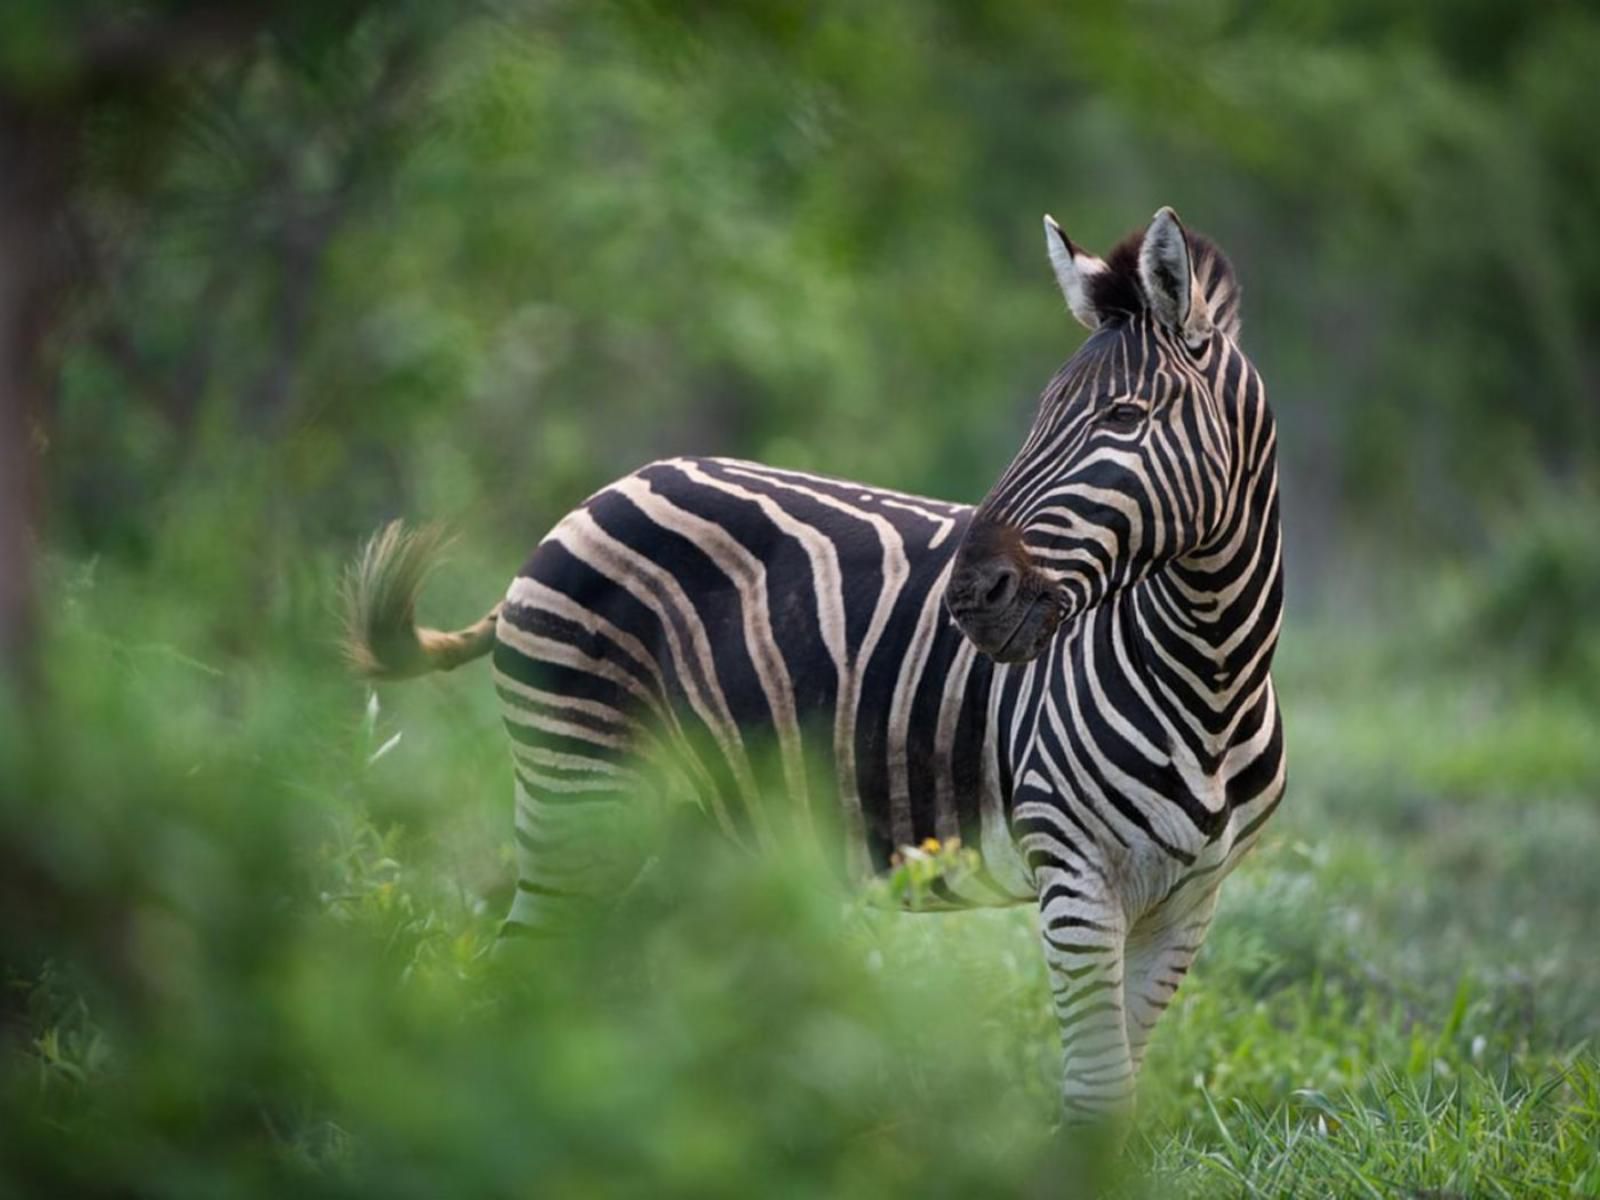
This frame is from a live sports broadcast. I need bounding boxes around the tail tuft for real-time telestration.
[341,520,498,681]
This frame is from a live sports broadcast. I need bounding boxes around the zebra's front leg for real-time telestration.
[1035,864,1135,1123]
[1122,886,1220,1074]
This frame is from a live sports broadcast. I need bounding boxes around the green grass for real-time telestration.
[2,551,1598,1197]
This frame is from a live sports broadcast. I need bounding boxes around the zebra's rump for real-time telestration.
[489,456,1031,903]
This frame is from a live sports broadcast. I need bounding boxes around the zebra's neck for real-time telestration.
[1121,410,1283,759]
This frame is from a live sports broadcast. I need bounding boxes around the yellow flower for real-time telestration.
[920,837,941,855]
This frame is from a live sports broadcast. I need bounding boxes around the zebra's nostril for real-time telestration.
[983,565,1019,611]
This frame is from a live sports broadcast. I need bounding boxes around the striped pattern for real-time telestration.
[484,209,1285,1122]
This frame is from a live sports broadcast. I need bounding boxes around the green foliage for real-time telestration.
[1449,484,1600,690]
[4,536,1600,1196]
[868,835,985,910]
[36,0,1600,570]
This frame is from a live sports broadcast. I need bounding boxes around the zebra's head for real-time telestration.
[946,207,1250,662]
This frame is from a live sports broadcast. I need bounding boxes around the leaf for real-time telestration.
[367,730,402,766]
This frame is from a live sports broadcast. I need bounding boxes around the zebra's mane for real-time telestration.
[1087,226,1243,341]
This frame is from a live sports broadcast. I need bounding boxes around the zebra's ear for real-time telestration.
[1139,207,1213,349]
[1044,215,1108,331]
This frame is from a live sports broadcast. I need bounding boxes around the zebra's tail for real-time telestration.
[341,520,500,680]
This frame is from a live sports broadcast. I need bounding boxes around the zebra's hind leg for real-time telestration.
[1122,886,1221,1074]
[1035,863,1136,1124]
[497,768,653,944]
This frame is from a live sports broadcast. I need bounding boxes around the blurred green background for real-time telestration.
[2,2,1598,1196]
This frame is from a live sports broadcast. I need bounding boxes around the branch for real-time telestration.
[73,5,274,86]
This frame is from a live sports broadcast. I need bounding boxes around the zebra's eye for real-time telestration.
[1101,402,1146,430]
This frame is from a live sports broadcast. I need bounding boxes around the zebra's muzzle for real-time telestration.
[986,590,1063,663]
[945,529,1064,663]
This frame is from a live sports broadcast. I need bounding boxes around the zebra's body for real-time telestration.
[495,458,1033,909]
[345,206,1285,1121]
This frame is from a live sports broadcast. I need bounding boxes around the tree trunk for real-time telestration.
[0,95,74,691]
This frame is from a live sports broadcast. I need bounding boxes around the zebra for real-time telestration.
[343,206,1285,1122]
